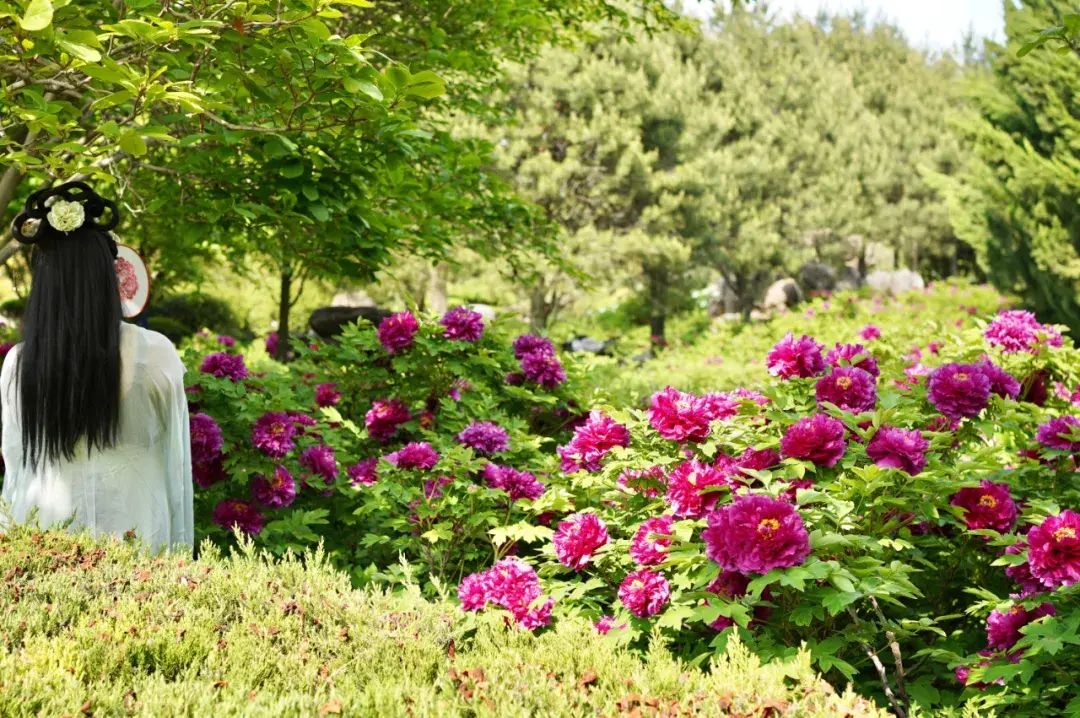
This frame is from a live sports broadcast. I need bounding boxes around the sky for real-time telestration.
[686,0,1005,51]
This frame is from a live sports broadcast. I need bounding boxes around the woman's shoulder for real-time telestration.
[123,323,186,379]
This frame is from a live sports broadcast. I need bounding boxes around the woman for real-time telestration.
[1,182,192,552]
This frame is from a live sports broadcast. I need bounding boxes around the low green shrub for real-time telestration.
[151,293,243,340]
[0,526,884,717]
[146,316,190,343]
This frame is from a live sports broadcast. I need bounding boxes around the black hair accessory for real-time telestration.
[11,181,120,257]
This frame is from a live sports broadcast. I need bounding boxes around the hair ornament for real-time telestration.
[11,181,119,244]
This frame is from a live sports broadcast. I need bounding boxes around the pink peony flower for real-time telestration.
[955,650,1012,689]
[985,310,1062,353]
[865,426,929,476]
[212,499,264,536]
[200,352,248,382]
[347,458,379,486]
[377,311,419,353]
[251,412,298,459]
[300,445,338,483]
[648,387,712,442]
[513,334,555,359]
[951,481,1017,533]
[629,515,674,566]
[825,343,880,378]
[190,413,223,466]
[386,442,439,471]
[251,466,296,508]
[193,457,227,489]
[664,459,732,519]
[986,602,1055,651]
[617,466,666,499]
[457,573,491,611]
[594,615,626,634]
[736,448,782,476]
[1037,416,1080,452]
[365,399,411,443]
[927,363,991,419]
[557,411,630,473]
[702,495,811,574]
[780,414,847,467]
[766,333,826,379]
[457,421,510,456]
[265,332,278,356]
[1027,510,1080,588]
[553,513,609,570]
[460,557,554,630]
[815,366,877,414]
[483,464,545,501]
[217,335,236,349]
[618,569,670,618]
[1005,541,1043,596]
[859,324,881,341]
[977,357,1021,400]
[520,352,566,388]
[440,306,485,342]
[314,383,342,407]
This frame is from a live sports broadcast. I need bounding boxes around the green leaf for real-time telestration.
[333,0,374,5]
[405,70,446,99]
[19,0,52,30]
[308,204,330,222]
[385,66,409,90]
[57,39,102,63]
[119,132,147,157]
[343,78,383,102]
[281,163,305,179]
[299,18,331,41]
[301,184,319,201]
[92,90,135,110]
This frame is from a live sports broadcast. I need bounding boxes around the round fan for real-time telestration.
[115,243,150,318]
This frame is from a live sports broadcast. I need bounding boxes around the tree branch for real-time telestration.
[847,606,907,718]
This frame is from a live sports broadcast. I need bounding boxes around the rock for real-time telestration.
[702,278,740,317]
[562,336,616,356]
[469,304,497,321]
[331,291,375,308]
[762,278,802,312]
[309,306,392,338]
[835,265,862,292]
[798,262,837,294]
[865,269,925,296]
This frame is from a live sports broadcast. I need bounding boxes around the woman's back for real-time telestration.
[1,323,192,551]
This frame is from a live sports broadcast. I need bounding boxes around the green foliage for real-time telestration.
[934,0,1080,333]
[0,525,884,717]
[145,316,190,344]
[152,292,243,339]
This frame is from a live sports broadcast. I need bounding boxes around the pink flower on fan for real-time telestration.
[553,513,609,570]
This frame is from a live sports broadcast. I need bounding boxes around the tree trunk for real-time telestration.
[646,266,668,348]
[276,269,292,362]
[426,264,448,314]
[530,280,552,332]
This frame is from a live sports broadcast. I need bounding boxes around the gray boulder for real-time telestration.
[762,278,802,312]
[798,262,837,293]
[563,335,616,356]
[866,269,925,296]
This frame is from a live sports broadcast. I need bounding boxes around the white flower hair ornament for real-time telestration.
[11,181,119,246]
[47,199,86,233]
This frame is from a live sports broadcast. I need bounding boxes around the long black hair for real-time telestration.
[11,182,122,469]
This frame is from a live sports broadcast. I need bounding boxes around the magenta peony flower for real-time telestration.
[265,332,278,356]
[1027,510,1080,588]
[618,569,670,618]
[594,615,626,635]
[664,459,731,519]
[702,495,811,574]
[461,557,554,630]
[190,413,223,466]
[212,499,264,536]
[1037,416,1080,452]
[314,383,342,407]
[347,458,379,486]
[629,515,674,566]
[385,442,439,471]
[927,363,991,419]
[557,411,630,473]
[513,334,555,359]
[978,357,1020,399]
[365,399,411,443]
[699,392,740,422]
[648,387,711,442]
[815,366,877,414]
[736,448,782,476]
[766,333,826,379]
[780,414,847,467]
[955,650,1012,690]
[193,457,227,489]
[457,572,491,611]
[986,602,1055,651]
[985,310,1062,353]
[483,464,545,501]
[457,421,510,456]
[951,481,1017,533]
[377,311,419,353]
[553,513,609,570]
[440,306,485,342]
[0,342,15,360]
[825,343,880,378]
[859,324,881,341]
[217,335,236,349]
[504,372,525,386]
[200,352,248,382]
[865,426,929,476]
[1005,541,1043,596]
[300,445,338,483]
[617,465,666,499]
[251,412,297,459]
[520,352,566,389]
[250,466,296,508]
[779,478,815,503]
